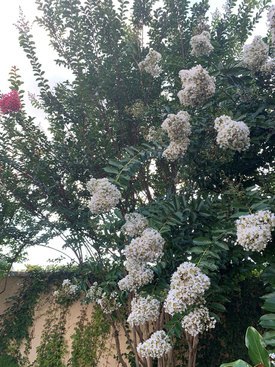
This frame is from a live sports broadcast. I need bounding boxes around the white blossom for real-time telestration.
[178,65,215,107]
[267,5,275,45]
[243,36,269,71]
[161,111,191,142]
[87,177,121,214]
[236,210,275,252]
[161,111,191,161]
[162,141,190,161]
[121,212,149,237]
[118,266,154,292]
[260,58,275,74]
[119,224,164,291]
[61,279,78,295]
[138,50,162,77]
[124,228,165,264]
[164,262,210,315]
[145,126,159,142]
[53,290,59,297]
[62,279,71,287]
[181,306,216,336]
[96,291,121,314]
[85,282,104,302]
[127,295,160,326]
[190,31,214,57]
[137,330,172,359]
[214,115,250,152]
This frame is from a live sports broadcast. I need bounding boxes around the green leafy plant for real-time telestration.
[220,327,272,367]
[0,0,274,366]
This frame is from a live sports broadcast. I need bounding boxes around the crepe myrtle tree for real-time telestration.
[0,0,275,366]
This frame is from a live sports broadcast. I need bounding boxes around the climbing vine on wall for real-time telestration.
[34,301,68,367]
[68,306,110,367]
[0,270,48,365]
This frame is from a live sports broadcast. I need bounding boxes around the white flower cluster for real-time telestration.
[96,291,121,314]
[137,330,172,359]
[145,126,159,142]
[124,228,165,263]
[85,283,120,314]
[214,115,250,152]
[164,262,210,315]
[243,36,270,71]
[190,31,214,57]
[119,228,165,292]
[87,177,121,214]
[267,5,275,45]
[236,210,275,252]
[138,50,162,77]
[260,58,275,74]
[118,264,154,292]
[85,282,103,302]
[161,111,191,161]
[127,295,160,327]
[121,212,149,237]
[178,65,215,107]
[53,279,79,301]
[181,306,216,336]
[62,279,78,295]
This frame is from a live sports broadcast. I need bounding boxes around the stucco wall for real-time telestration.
[0,275,128,366]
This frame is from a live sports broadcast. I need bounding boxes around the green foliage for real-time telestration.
[69,306,110,367]
[245,327,270,367]
[0,271,48,356]
[34,304,67,367]
[197,277,265,367]
[0,355,19,367]
[260,263,275,348]
[0,0,274,365]
[220,360,252,367]
[220,327,271,367]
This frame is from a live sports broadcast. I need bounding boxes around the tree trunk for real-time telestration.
[187,334,199,367]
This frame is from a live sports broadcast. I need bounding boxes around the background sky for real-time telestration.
[0,0,268,269]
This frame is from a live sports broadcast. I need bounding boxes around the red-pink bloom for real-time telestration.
[0,90,21,114]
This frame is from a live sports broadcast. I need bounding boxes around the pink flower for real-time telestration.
[0,90,21,114]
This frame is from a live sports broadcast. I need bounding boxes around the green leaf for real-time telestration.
[220,360,252,367]
[245,327,270,367]
[263,330,275,347]
[262,293,275,312]
[259,314,275,329]
[210,302,226,312]
[193,237,212,245]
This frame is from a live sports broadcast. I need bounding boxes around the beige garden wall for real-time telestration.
[0,274,129,367]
